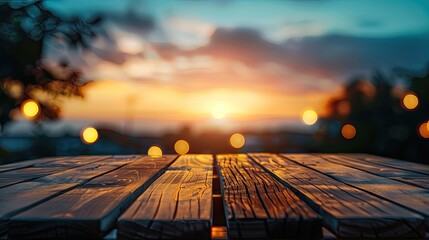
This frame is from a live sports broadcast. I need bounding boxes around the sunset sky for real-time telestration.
[9,0,429,135]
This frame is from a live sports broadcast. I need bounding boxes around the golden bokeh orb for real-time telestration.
[21,100,40,119]
[230,133,245,149]
[402,93,419,110]
[81,127,99,144]
[174,140,190,155]
[427,120,429,132]
[341,124,356,140]
[302,110,318,125]
[419,122,429,139]
[148,146,163,157]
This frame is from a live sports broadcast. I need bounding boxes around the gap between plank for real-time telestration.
[212,155,228,240]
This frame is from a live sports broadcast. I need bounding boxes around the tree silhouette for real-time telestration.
[319,67,429,163]
[0,0,103,131]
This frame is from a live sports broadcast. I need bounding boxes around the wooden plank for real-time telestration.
[217,154,321,239]
[317,154,429,190]
[251,153,425,239]
[169,154,213,169]
[0,156,110,188]
[8,155,177,239]
[284,154,429,229]
[0,157,70,173]
[345,154,429,176]
[118,154,213,240]
[0,155,137,236]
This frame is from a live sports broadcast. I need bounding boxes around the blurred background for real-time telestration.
[1,0,429,164]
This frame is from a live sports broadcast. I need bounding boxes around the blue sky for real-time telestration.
[46,0,429,38]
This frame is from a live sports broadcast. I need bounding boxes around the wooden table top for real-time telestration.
[0,153,428,239]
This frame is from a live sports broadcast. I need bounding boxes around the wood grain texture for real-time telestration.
[0,156,109,188]
[345,154,429,176]
[251,153,425,239]
[0,157,70,173]
[0,155,136,236]
[218,154,321,239]
[169,154,213,169]
[286,154,429,230]
[118,154,213,240]
[8,155,177,239]
[316,154,429,190]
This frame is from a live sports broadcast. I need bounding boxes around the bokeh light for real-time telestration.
[230,133,245,149]
[81,127,99,144]
[341,124,356,139]
[419,122,429,139]
[21,99,40,119]
[148,146,163,157]
[302,110,318,125]
[174,140,190,155]
[402,93,419,110]
[337,101,351,116]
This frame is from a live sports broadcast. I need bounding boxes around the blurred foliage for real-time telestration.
[0,0,103,130]
[317,67,429,163]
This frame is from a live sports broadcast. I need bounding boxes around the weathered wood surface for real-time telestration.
[0,157,70,173]
[0,155,136,236]
[118,154,213,240]
[316,154,429,190]
[0,156,109,188]
[1,153,429,239]
[9,155,177,239]
[345,154,429,176]
[251,153,425,239]
[285,154,429,229]
[169,154,213,169]
[218,154,321,239]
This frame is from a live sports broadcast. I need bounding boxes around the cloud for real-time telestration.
[82,25,429,103]
[88,26,429,94]
[186,27,429,80]
[282,33,429,77]
[190,28,285,66]
[266,20,324,41]
[106,11,155,35]
[162,17,216,49]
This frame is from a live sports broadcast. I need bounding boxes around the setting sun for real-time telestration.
[212,102,227,119]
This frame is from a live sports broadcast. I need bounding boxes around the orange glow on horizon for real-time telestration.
[58,80,332,126]
[21,100,40,119]
[341,124,356,139]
